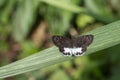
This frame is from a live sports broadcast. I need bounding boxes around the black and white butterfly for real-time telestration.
[52,35,94,56]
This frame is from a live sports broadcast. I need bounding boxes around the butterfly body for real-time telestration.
[52,35,93,56]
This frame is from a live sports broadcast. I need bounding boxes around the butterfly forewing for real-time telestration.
[52,36,72,47]
[76,35,94,47]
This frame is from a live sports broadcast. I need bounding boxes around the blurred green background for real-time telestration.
[0,0,120,80]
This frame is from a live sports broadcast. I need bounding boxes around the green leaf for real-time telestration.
[49,69,70,80]
[85,0,117,23]
[0,0,15,23]
[0,20,120,78]
[40,0,86,13]
[76,14,95,28]
[12,0,39,41]
[43,0,84,35]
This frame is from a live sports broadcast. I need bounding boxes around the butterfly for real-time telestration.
[52,35,94,56]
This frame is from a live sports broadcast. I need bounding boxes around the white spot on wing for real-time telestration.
[63,47,83,56]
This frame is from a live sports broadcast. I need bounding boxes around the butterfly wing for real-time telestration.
[71,35,94,56]
[52,36,72,56]
[76,35,94,47]
[52,36,72,47]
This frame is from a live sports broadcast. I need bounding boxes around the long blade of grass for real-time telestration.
[0,20,120,78]
[40,0,87,13]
